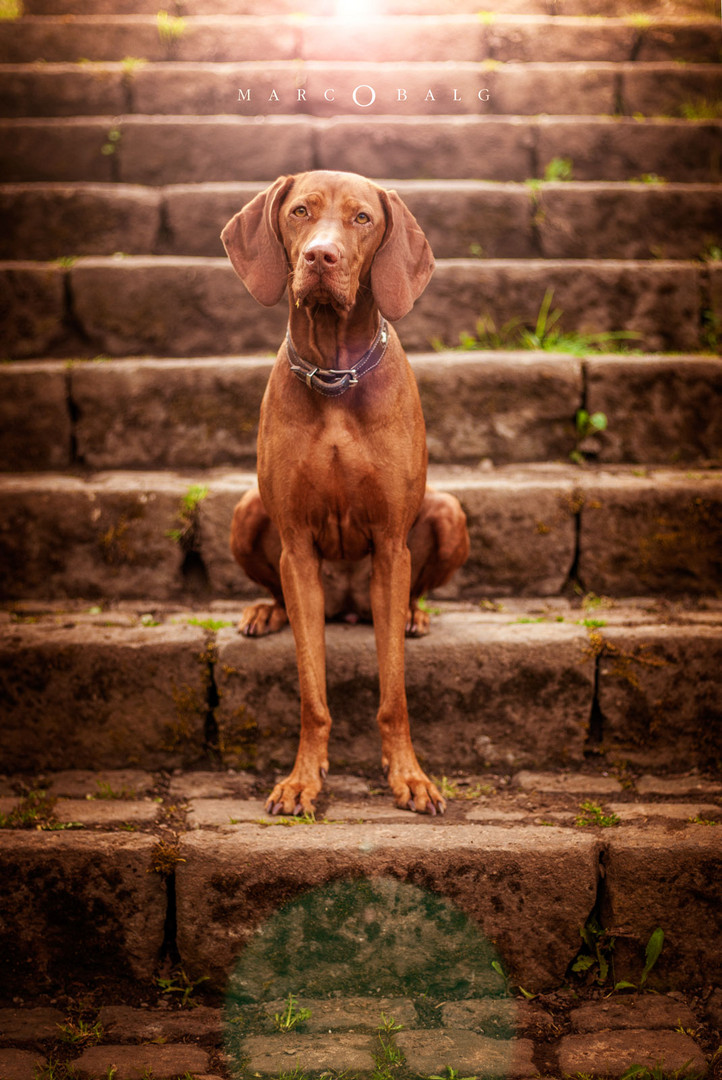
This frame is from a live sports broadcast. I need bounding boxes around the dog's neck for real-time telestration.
[287,294,381,371]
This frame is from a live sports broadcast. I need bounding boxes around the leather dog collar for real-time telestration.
[286,318,389,397]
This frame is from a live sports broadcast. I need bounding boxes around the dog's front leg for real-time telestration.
[265,540,331,816]
[371,538,446,816]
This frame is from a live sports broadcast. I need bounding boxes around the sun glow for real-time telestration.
[335,0,378,20]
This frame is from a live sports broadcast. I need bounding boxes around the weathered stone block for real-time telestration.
[586,355,722,465]
[569,994,699,1032]
[74,1045,209,1080]
[596,625,722,768]
[0,1007,65,1043]
[536,183,722,260]
[97,1005,221,1042]
[118,116,314,185]
[577,470,722,596]
[0,263,69,359]
[303,17,484,62]
[316,116,534,181]
[444,470,578,597]
[163,181,262,257]
[215,615,594,772]
[241,1034,375,1074]
[0,362,72,470]
[413,352,580,464]
[558,1029,706,1076]
[0,119,115,183]
[175,827,599,992]
[397,181,534,259]
[71,357,270,469]
[0,183,161,260]
[70,257,286,356]
[0,1050,43,1080]
[637,21,722,62]
[0,832,166,991]
[0,622,209,770]
[0,64,126,118]
[622,62,722,118]
[401,259,702,354]
[536,117,722,183]
[602,827,722,990]
[395,1029,536,1077]
[0,473,189,600]
[491,62,617,115]
[486,21,634,62]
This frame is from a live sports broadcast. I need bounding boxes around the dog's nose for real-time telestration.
[303,239,340,266]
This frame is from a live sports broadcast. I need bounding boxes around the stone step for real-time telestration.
[2,116,718,186]
[0,465,720,601]
[2,603,721,775]
[0,15,718,65]
[0,254,708,361]
[3,354,721,474]
[0,767,721,1015]
[3,60,721,119]
[2,180,721,263]
[16,0,720,17]
[0,995,715,1080]
[3,254,717,359]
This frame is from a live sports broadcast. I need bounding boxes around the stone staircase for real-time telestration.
[1,0,721,1075]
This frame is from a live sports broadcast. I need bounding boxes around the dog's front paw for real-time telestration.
[265,767,326,817]
[388,769,446,816]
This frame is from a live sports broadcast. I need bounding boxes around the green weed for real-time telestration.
[680,97,722,119]
[101,127,121,157]
[574,800,620,828]
[434,776,493,800]
[437,288,640,357]
[572,921,664,993]
[374,1014,405,1080]
[157,8,185,50]
[91,779,135,800]
[430,1070,479,1080]
[157,967,208,1007]
[630,173,667,184]
[0,0,22,17]
[543,156,574,182]
[0,790,57,829]
[571,408,609,464]
[273,993,312,1032]
[166,484,208,545]
[491,959,537,1000]
[187,616,234,631]
[620,1060,701,1080]
[57,1017,103,1045]
[121,56,147,73]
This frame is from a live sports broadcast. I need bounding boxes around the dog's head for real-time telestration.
[221,171,434,322]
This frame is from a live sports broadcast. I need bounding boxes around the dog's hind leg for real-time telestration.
[230,487,288,636]
[406,489,470,636]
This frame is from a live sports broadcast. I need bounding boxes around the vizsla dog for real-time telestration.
[221,170,469,817]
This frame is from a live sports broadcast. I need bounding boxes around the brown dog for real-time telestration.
[221,170,469,817]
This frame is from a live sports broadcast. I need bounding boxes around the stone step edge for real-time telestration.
[2,466,720,603]
[1,820,720,1001]
[3,115,718,188]
[4,60,720,122]
[5,350,721,472]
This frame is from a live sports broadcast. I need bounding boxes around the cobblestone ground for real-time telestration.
[0,766,721,1079]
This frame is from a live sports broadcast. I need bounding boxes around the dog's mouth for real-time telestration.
[293,267,355,313]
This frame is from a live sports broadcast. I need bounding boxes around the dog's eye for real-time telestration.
[355,211,371,224]
[292,206,308,218]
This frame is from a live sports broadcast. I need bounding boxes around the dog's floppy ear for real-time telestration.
[370,188,435,322]
[221,175,295,307]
